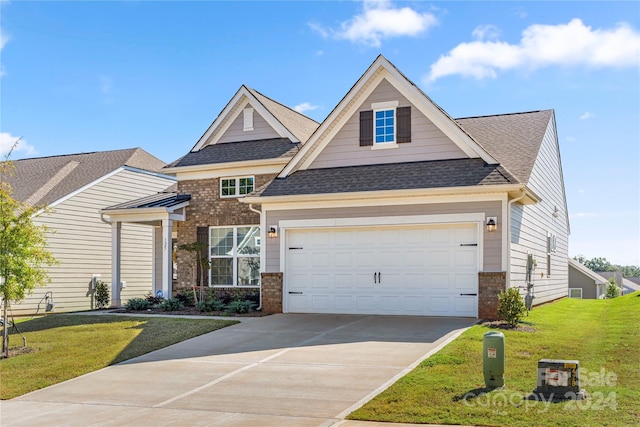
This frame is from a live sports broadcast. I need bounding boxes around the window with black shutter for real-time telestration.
[397,106,411,143]
[359,104,411,146]
[359,110,373,146]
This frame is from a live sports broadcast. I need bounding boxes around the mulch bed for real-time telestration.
[481,320,537,332]
[109,307,267,317]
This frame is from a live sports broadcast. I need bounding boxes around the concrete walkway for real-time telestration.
[1,314,475,427]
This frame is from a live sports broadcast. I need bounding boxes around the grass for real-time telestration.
[349,292,640,427]
[0,314,238,399]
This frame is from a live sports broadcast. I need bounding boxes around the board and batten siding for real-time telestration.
[510,115,569,305]
[14,169,174,315]
[264,201,502,273]
[308,79,467,169]
[217,107,280,144]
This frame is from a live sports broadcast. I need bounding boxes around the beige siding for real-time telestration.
[218,109,280,143]
[568,265,598,299]
[309,79,467,169]
[153,227,163,294]
[14,169,174,315]
[510,116,569,305]
[265,201,502,273]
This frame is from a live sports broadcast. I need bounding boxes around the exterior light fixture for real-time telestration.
[486,217,497,232]
[268,225,278,238]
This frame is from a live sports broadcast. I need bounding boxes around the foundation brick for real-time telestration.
[478,271,507,320]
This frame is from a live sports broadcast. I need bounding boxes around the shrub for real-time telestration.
[196,299,226,312]
[94,280,110,309]
[497,287,526,327]
[605,278,620,299]
[226,300,256,314]
[125,298,151,311]
[175,290,196,307]
[145,293,164,306]
[158,298,184,312]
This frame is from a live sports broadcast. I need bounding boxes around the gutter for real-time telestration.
[248,203,263,311]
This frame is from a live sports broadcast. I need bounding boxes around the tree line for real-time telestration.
[573,255,640,277]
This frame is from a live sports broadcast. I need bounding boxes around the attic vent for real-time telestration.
[243,108,254,131]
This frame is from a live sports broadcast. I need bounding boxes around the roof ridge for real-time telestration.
[455,110,552,121]
[13,147,139,162]
[247,87,320,124]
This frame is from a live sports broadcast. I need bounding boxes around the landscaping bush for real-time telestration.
[94,280,110,309]
[196,299,226,312]
[605,278,620,299]
[497,287,526,326]
[158,298,184,311]
[124,298,151,311]
[175,290,196,306]
[145,293,164,306]
[226,300,256,314]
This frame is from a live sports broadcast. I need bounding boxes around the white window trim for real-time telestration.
[243,108,254,131]
[220,176,255,198]
[372,100,399,146]
[209,225,261,287]
[568,288,583,299]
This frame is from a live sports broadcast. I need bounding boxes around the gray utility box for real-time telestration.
[483,331,505,388]
[532,359,586,401]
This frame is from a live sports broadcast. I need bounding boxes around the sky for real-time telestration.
[1,1,639,266]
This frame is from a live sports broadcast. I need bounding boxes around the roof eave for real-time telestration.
[163,156,291,174]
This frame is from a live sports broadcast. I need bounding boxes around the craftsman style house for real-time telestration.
[166,55,569,318]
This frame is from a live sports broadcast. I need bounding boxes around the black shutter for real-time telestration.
[397,106,411,143]
[196,227,209,287]
[359,110,373,146]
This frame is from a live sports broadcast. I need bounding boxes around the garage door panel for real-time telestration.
[286,224,478,317]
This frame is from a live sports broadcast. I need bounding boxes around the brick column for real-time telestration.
[261,272,283,314]
[478,272,506,320]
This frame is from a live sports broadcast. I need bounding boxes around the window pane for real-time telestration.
[237,226,260,255]
[210,227,234,256]
[374,109,395,144]
[375,111,384,119]
[221,179,236,196]
[210,258,233,286]
[239,177,254,195]
[238,257,260,286]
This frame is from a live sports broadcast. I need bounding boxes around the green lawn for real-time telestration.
[0,315,237,399]
[350,292,640,427]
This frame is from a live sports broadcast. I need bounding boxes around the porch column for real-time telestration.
[162,219,173,299]
[111,221,122,307]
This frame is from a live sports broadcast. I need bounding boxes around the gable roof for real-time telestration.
[278,55,498,178]
[568,258,607,285]
[166,138,299,169]
[4,148,167,207]
[456,110,553,184]
[190,86,319,153]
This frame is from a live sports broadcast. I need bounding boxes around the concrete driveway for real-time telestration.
[1,314,475,427]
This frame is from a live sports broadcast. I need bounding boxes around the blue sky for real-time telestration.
[1,1,639,266]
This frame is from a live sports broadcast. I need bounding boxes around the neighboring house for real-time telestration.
[568,258,607,299]
[594,271,639,295]
[6,148,176,315]
[167,55,569,319]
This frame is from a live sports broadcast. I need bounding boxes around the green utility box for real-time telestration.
[483,331,505,388]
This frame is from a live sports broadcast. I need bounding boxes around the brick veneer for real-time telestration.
[261,272,283,314]
[478,272,507,320]
[175,174,277,290]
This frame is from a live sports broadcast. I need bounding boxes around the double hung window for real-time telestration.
[210,226,260,286]
[221,176,254,198]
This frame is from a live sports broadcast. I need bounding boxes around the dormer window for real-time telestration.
[360,102,411,147]
[243,108,254,131]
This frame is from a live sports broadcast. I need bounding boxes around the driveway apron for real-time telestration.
[1,314,475,426]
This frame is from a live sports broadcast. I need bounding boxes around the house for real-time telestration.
[167,55,569,319]
[594,271,639,295]
[568,258,607,299]
[5,148,177,315]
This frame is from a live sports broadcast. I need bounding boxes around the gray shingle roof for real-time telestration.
[103,191,190,210]
[5,148,167,207]
[456,110,553,183]
[247,88,319,143]
[166,138,299,168]
[254,158,518,197]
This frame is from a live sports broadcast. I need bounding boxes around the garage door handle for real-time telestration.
[288,247,303,250]
[289,291,303,295]
[460,293,477,296]
[460,243,478,247]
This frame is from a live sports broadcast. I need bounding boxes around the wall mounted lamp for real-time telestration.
[268,225,278,238]
[486,217,497,232]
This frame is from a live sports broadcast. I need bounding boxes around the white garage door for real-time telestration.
[285,224,478,317]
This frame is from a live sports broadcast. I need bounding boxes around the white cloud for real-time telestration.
[427,19,640,81]
[310,0,437,48]
[294,102,320,114]
[0,28,8,50]
[566,136,575,142]
[472,24,500,41]
[580,112,594,120]
[0,133,37,158]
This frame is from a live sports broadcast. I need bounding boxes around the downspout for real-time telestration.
[100,211,112,224]
[248,204,263,311]
[506,189,527,289]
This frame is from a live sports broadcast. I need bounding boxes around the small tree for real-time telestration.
[177,241,210,304]
[497,287,527,327]
[605,277,620,299]
[94,280,110,309]
[1,151,57,357]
